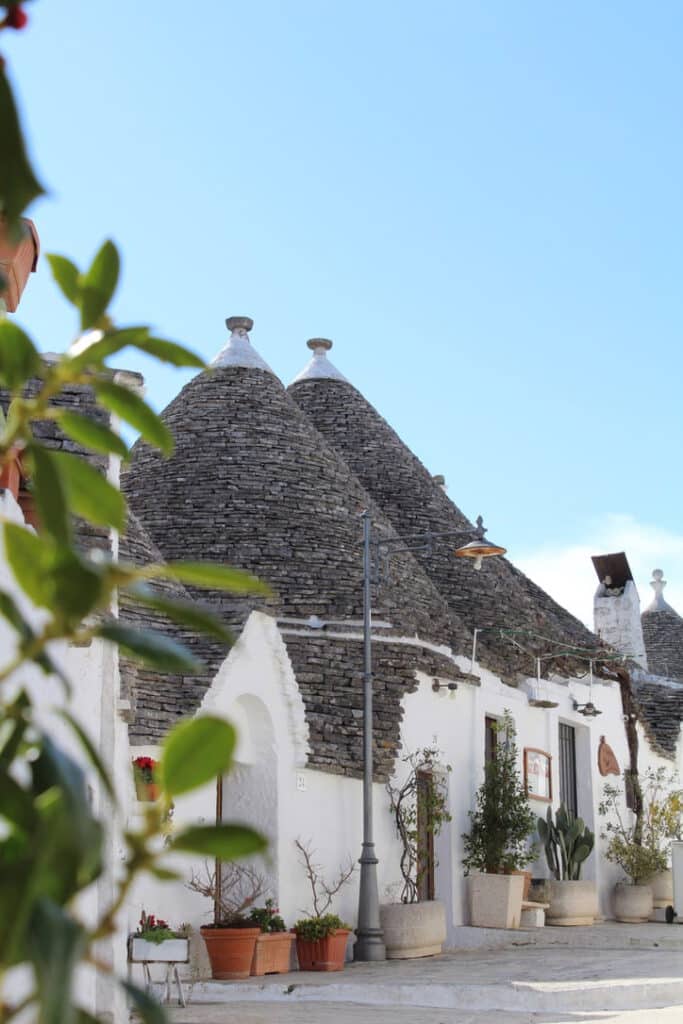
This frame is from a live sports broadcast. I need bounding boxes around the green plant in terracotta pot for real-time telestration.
[292,839,354,971]
[248,899,295,976]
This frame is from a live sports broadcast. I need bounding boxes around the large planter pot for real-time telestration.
[129,937,189,963]
[200,926,260,979]
[379,900,446,959]
[0,217,39,312]
[647,869,673,909]
[614,883,653,923]
[134,779,160,802]
[251,932,296,976]
[468,872,524,929]
[294,929,350,972]
[546,880,598,926]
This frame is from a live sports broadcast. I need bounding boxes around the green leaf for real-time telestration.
[56,411,129,460]
[30,900,86,1024]
[46,254,80,305]
[0,320,42,390]
[49,547,105,624]
[29,444,71,544]
[0,65,45,227]
[96,622,202,673]
[51,450,126,532]
[125,585,233,643]
[67,326,150,372]
[119,980,166,1024]
[0,589,34,640]
[0,772,36,833]
[4,523,52,608]
[57,709,116,803]
[79,240,120,329]
[149,561,269,594]
[171,823,266,860]
[160,716,236,797]
[137,337,205,368]
[145,864,182,882]
[93,380,173,455]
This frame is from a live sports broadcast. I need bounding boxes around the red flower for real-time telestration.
[5,5,28,29]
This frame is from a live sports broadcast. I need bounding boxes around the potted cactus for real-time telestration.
[538,804,597,925]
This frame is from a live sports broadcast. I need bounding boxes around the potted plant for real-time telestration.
[462,712,537,929]
[381,747,450,958]
[132,755,159,801]
[187,862,264,979]
[249,898,295,976]
[292,839,353,971]
[599,776,666,922]
[641,768,683,908]
[537,804,597,925]
[129,910,189,963]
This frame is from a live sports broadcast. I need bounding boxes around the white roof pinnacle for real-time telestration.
[291,338,349,385]
[645,568,674,613]
[211,317,275,374]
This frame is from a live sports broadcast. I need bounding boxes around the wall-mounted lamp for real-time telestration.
[573,660,602,717]
[432,679,458,700]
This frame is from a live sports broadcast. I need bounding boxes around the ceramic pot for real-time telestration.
[0,218,39,312]
[468,872,524,929]
[294,929,349,971]
[614,882,653,923]
[200,926,260,979]
[546,880,597,926]
[379,900,446,959]
[646,869,673,909]
[134,778,160,802]
[250,932,296,976]
[129,937,189,963]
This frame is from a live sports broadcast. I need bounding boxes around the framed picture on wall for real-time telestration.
[524,748,552,801]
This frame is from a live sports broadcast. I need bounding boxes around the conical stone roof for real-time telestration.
[123,320,468,653]
[289,342,600,681]
[642,570,683,682]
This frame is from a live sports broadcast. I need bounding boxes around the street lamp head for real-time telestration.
[454,537,507,570]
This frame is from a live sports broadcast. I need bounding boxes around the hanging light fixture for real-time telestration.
[432,679,458,700]
[528,656,559,708]
[573,660,603,717]
[454,516,506,571]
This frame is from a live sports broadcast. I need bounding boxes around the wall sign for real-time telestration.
[598,736,620,777]
[524,748,552,802]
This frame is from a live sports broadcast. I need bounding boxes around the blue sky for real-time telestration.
[5,1,682,623]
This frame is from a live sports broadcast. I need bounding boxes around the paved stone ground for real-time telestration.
[158,924,683,1023]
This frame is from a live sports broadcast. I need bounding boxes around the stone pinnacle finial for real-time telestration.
[645,568,672,613]
[210,316,274,374]
[307,338,333,352]
[290,337,349,385]
[226,316,254,334]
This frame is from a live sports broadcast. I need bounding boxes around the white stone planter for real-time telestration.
[546,880,597,926]
[468,872,524,930]
[614,883,653,923]
[647,869,673,908]
[129,937,189,962]
[380,900,446,959]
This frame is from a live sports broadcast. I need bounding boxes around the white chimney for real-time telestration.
[592,552,647,669]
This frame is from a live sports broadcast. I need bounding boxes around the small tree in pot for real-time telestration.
[538,804,597,925]
[292,839,354,972]
[188,862,266,979]
[381,748,451,958]
[462,712,536,929]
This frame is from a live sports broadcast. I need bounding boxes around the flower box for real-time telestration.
[129,937,189,963]
[251,932,295,976]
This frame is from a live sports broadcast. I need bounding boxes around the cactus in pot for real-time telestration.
[538,804,594,880]
[538,804,597,925]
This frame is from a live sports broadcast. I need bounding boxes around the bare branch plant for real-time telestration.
[295,838,355,917]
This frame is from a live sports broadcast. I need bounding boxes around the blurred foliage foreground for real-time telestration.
[0,5,267,1021]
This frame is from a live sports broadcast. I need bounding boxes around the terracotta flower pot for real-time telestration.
[0,448,23,500]
[250,932,296,976]
[0,218,40,312]
[200,926,260,980]
[134,779,160,802]
[294,929,350,972]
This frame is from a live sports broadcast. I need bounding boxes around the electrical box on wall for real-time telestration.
[296,772,306,792]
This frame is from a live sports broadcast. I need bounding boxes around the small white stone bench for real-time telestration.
[520,900,549,928]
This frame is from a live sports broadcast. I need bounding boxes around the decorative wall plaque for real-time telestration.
[598,736,620,777]
[524,747,552,801]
